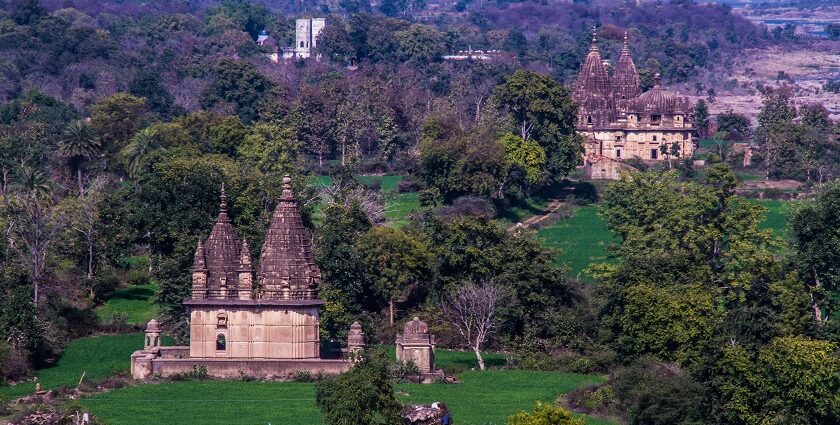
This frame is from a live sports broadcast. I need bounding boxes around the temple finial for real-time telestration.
[220,182,228,212]
[654,73,662,87]
[280,175,293,200]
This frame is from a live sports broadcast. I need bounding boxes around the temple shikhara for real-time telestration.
[131,177,440,380]
[131,177,349,378]
[573,32,696,179]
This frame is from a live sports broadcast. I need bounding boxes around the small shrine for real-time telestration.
[396,317,444,382]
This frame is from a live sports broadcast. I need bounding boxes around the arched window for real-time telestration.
[216,334,226,351]
[300,41,305,48]
[653,135,658,142]
[587,116,593,125]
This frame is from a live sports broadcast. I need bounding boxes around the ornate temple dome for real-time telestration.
[402,317,431,343]
[632,74,691,115]
[257,176,321,300]
[612,33,641,103]
[202,186,241,289]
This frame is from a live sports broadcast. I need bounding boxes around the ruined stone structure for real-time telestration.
[131,177,354,379]
[396,317,444,382]
[574,32,696,179]
[257,18,325,63]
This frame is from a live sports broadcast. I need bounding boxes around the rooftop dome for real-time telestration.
[145,319,160,333]
[632,74,690,115]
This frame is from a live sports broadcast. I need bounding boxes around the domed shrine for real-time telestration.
[131,177,355,379]
[573,31,696,179]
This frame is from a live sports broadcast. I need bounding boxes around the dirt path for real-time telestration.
[507,199,564,232]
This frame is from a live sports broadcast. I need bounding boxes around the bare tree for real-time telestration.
[319,179,387,224]
[5,168,66,304]
[440,282,502,370]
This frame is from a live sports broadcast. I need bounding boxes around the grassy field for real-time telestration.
[537,199,791,280]
[82,370,608,425]
[313,175,421,225]
[0,333,147,398]
[537,206,613,280]
[96,283,158,325]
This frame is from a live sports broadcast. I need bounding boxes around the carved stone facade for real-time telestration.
[396,317,443,381]
[573,32,696,179]
[131,177,353,379]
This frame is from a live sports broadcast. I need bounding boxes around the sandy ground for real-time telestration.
[674,46,840,121]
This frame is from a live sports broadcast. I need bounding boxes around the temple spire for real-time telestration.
[238,239,252,271]
[219,182,227,213]
[590,26,598,51]
[192,240,207,271]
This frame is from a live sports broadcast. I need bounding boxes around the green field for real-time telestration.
[537,206,613,280]
[313,175,421,225]
[537,199,791,280]
[1,333,148,398]
[82,370,608,425]
[96,283,158,325]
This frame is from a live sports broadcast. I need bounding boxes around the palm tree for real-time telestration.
[59,120,100,194]
[121,127,159,179]
[11,165,52,199]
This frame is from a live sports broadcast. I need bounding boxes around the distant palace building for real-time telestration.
[573,32,696,179]
[257,18,326,62]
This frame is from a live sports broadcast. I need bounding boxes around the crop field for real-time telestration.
[1,333,146,398]
[81,370,610,425]
[96,283,158,325]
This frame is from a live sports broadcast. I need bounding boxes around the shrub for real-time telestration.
[0,340,30,382]
[294,370,313,382]
[316,351,403,425]
[397,178,422,193]
[126,269,150,286]
[507,402,584,425]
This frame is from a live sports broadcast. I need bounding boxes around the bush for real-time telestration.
[0,341,30,382]
[391,359,422,382]
[127,269,150,286]
[436,196,495,219]
[171,365,208,381]
[507,402,584,425]
[316,351,403,425]
[294,370,313,382]
[397,178,422,193]
[90,269,120,302]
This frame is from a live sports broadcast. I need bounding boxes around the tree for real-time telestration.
[755,87,797,179]
[61,177,107,279]
[715,112,751,141]
[714,336,840,424]
[394,24,445,64]
[89,93,150,159]
[357,227,432,324]
[501,133,546,188]
[121,127,160,179]
[4,167,64,304]
[441,282,502,370]
[59,120,100,194]
[315,351,403,425]
[789,181,840,321]
[202,59,276,123]
[129,69,178,119]
[693,99,709,138]
[507,402,584,425]
[316,199,373,340]
[493,70,582,183]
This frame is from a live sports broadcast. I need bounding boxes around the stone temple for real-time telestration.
[573,31,696,179]
[131,177,350,379]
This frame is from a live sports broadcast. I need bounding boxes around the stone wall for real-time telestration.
[189,306,320,359]
[131,352,351,380]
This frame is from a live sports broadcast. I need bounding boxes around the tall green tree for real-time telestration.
[493,70,582,183]
[693,99,709,138]
[357,226,432,324]
[58,120,99,194]
[789,180,840,321]
[121,127,160,179]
